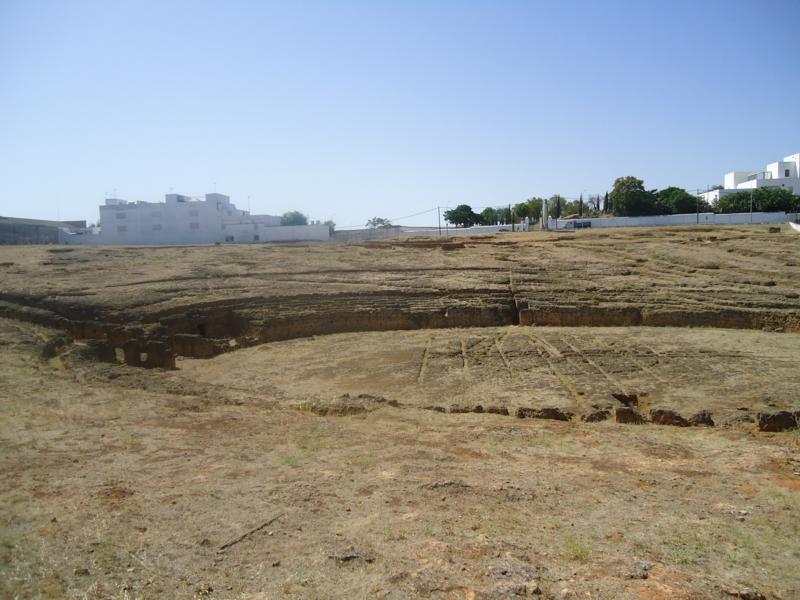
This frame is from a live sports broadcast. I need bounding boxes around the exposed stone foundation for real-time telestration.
[1,290,798,368]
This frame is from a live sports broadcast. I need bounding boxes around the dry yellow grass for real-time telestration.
[1,227,799,599]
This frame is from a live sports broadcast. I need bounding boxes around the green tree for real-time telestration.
[562,200,581,216]
[754,187,798,212]
[549,195,564,219]
[609,176,658,216]
[443,205,479,227]
[526,197,544,222]
[365,217,392,228]
[480,207,498,225]
[513,202,531,220]
[496,207,512,224]
[715,193,750,213]
[603,191,609,213]
[281,211,308,226]
[715,188,798,213]
[656,187,704,215]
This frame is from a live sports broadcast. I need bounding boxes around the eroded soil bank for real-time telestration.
[175,325,800,429]
[0,226,798,366]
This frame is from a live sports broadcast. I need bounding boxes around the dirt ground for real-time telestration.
[1,226,799,599]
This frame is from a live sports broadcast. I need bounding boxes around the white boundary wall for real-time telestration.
[549,212,797,230]
[333,222,530,241]
[402,223,530,237]
[59,223,330,245]
[333,226,406,241]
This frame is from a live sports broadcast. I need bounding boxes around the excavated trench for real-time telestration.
[1,287,798,370]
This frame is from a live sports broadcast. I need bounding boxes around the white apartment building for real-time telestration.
[61,193,329,245]
[700,152,800,204]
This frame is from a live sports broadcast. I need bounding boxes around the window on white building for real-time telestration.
[152,224,162,231]
[189,223,200,229]
[786,169,791,178]
[189,209,199,217]
[152,212,161,218]
[253,235,259,241]
[221,224,226,230]
[117,225,127,232]
[116,212,126,219]
[225,235,234,242]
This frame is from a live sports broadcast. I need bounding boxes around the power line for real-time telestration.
[387,206,440,222]
[337,207,440,229]
[338,195,622,230]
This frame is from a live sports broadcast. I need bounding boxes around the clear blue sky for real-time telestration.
[1,0,798,227]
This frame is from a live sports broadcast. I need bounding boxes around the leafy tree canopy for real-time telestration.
[480,207,498,225]
[656,187,706,215]
[443,204,480,227]
[365,217,392,228]
[496,207,512,224]
[548,194,565,219]
[608,176,659,217]
[280,210,308,226]
[716,187,798,213]
[513,203,531,219]
[526,197,544,221]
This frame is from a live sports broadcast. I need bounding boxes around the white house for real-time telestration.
[61,193,330,245]
[700,153,800,204]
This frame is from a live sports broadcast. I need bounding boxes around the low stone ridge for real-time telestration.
[328,550,374,563]
[516,407,573,421]
[300,393,395,417]
[688,410,715,427]
[615,406,645,424]
[757,411,797,432]
[650,408,689,427]
[582,409,610,422]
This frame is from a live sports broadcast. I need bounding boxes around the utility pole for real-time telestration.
[509,203,513,232]
[696,189,700,225]
[437,206,441,237]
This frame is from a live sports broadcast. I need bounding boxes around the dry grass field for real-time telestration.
[1,225,799,599]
